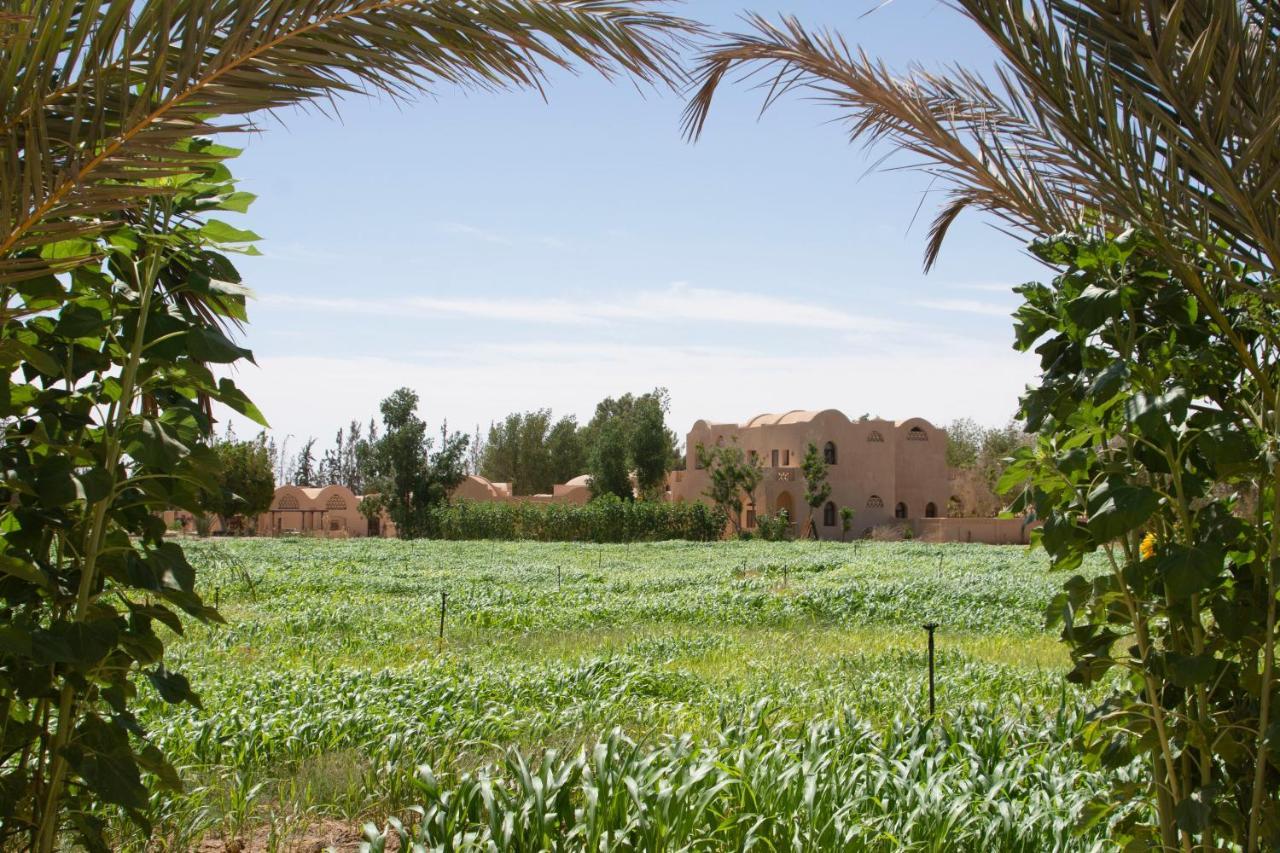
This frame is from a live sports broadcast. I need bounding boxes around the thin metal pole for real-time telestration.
[557,564,562,591]
[439,591,449,647]
[923,622,938,715]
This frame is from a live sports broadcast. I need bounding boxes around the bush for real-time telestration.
[429,496,726,542]
[755,510,791,542]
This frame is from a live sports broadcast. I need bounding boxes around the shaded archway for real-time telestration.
[947,495,963,517]
[895,502,908,519]
[775,491,795,524]
[925,502,937,518]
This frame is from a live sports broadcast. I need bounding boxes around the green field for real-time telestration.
[127,539,1133,851]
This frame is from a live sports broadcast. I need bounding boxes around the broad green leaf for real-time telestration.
[1086,480,1159,542]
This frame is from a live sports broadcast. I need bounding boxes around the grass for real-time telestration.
[118,538,1133,850]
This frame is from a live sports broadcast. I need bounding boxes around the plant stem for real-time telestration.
[33,230,165,853]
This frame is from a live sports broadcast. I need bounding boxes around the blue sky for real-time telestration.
[220,1,1045,448]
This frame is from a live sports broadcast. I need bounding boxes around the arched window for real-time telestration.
[278,494,299,510]
[895,502,908,519]
[907,427,928,441]
[823,501,837,527]
[866,495,884,509]
[326,494,347,511]
[925,502,937,518]
[823,441,837,464]
[867,431,884,443]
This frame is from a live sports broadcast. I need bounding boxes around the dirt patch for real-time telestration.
[195,819,402,853]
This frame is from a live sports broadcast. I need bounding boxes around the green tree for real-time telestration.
[944,418,983,469]
[687,4,1280,847]
[206,433,276,533]
[581,388,680,479]
[482,410,555,495]
[589,418,632,501]
[800,442,831,539]
[365,388,468,539]
[630,395,672,499]
[547,415,586,485]
[0,155,265,851]
[291,437,318,487]
[697,440,763,536]
[840,506,854,542]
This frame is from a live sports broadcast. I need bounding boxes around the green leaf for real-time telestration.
[35,456,79,505]
[1164,652,1217,688]
[216,377,268,426]
[0,623,33,655]
[136,743,184,792]
[1065,284,1122,332]
[216,191,257,213]
[199,219,261,245]
[1086,480,1159,542]
[1086,361,1129,402]
[1123,387,1188,435]
[1157,544,1223,600]
[147,666,202,708]
[32,620,119,666]
[186,327,253,364]
[70,715,149,812]
[0,555,53,593]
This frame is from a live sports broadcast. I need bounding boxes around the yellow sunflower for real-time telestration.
[1140,532,1158,561]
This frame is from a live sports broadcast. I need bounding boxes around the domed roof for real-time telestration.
[743,409,848,427]
[564,474,592,487]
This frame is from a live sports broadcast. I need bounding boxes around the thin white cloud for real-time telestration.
[438,222,512,244]
[912,297,1014,318]
[261,282,907,334]
[217,340,1037,444]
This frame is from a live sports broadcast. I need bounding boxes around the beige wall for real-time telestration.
[913,517,1036,545]
[670,409,951,540]
[256,484,369,538]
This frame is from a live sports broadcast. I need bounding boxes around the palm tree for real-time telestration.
[0,0,697,285]
[684,4,1279,851]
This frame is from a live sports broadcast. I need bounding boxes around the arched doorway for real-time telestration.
[925,502,937,518]
[894,502,908,519]
[775,491,795,525]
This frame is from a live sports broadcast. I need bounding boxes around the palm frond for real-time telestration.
[684,3,1280,284]
[0,0,699,282]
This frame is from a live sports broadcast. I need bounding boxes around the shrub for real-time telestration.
[429,496,726,543]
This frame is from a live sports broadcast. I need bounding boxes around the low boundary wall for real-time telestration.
[913,517,1035,545]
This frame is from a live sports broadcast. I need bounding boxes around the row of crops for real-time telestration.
[120,539,1125,850]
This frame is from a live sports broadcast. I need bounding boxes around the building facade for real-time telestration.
[668,409,951,539]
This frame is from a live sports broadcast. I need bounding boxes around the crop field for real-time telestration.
[123,539,1131,851]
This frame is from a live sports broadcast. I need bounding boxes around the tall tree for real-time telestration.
[631,395,672,499]
[206,433,276,533]
[687,5,1280,847]
[292,438,318,488]
[482,410,553,495]
[547,416,586,485]
[799,442,831,540]
[365,388,467,539]
[588,418,632,500]
[696,440,763,536]
[319,428,343,486]
[342,420,364,493]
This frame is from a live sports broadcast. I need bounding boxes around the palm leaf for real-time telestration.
[683,2,1280,289]
[0,0,699,282]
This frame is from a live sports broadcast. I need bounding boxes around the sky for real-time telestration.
[217,0,1047,452]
